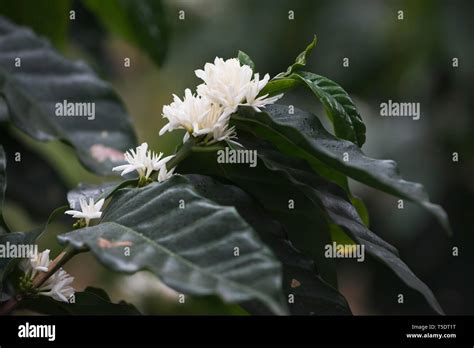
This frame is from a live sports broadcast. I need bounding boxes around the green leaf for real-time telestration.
[0,0,70,48]
[351,196,370,227]
[58,176,287,315]
[83,0,168,66]
[180,138,338,288]
[260,77,301,98]
[0,16,137,175]
[292,71,366,146]
[240,134,398,256]
[237,50,255,71]
[252,139,443,314]
[185,174,351,315]
[19,286,140,315]
[0,228,42,293]
[0,145,7,233]
[197,132,394,282]
[183,135,444,314]
[276,35,317,78]
[263,72,366,146]
[260,36,366,146]
[232,105,451,235]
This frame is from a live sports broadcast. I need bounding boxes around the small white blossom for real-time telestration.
[113,142,173,180]
[195,57,282,116]
[20,249,75,303]
[160,89,235,144]
[19,249,51,279]
[38,268,75,303]
[64,197,105,226]
[243,73,284,112]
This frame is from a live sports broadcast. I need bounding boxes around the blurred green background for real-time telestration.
[1,0,473,314]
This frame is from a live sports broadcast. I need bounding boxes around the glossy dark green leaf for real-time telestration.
[182,133,444,314]
[0,16,137,175]
[0,228,42,293]
[275,35,317,78]
[240,135,398,255]
[262,72,366,146]
[180,141,337,287]
[258,35,317,98]
[0,145,7,233]
[186,174,351,315]
[209,133,393,278]
[237,50,255,71]
[251,139,443,314]
[260,77,301,98]
[292,71,366,146]
[58,175,287,315]
[19,286,140,315]
[261,35,365,146]
[83,0,168,66]
[232,105,451,235]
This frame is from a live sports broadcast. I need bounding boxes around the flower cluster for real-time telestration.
[107,58,282,185]
[19,249,75,303]
[160,57,283,144]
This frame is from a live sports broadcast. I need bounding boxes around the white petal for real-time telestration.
[64,210,83,217]
[112,164,130,172]
[94,198,105,211]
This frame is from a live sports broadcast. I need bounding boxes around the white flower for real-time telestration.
[195,57,282,116]
[157,165,175,182]
[243,73,284,112]
[210,122,239,144]
[20,249,75,303]
[112,142,173,179]
[160,89,235,144]
[64,197,105,226]
[38,268,75,303]
[20,249,51,279]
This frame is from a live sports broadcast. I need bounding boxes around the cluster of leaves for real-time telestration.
[0,13,450,315]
